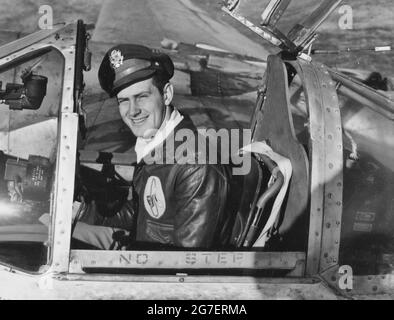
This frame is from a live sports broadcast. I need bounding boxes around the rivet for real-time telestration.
[328,134,333,140]
[329,163,334,169]
[372,286,378,292]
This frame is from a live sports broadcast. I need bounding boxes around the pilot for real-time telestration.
[73,44,232,249]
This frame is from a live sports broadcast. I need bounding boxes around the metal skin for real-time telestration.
[0,0,393,299]
[289,60,343,275]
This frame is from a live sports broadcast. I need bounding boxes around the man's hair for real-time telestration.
[152,72,170,95]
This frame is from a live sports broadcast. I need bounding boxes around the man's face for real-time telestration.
[117,78,166,138]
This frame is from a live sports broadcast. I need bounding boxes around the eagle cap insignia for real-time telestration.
[109,49,123,69]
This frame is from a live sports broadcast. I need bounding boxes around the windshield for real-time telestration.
[0,47,64,272]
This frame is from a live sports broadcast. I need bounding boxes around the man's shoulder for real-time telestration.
[172,162,231,186]
[173,111,197,133]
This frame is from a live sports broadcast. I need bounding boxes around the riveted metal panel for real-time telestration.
[291,61,325,275]
[347,274,394,296]
[50,113,78,273]
[0,24,65,59]
[321,265,394,296]
[69,250,305,275]
[291,60,343,275]
[0,267,337,299]
[314,64,343,272]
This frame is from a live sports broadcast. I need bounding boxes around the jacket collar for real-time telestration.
[136,110,199,165]
[135,106,184,163]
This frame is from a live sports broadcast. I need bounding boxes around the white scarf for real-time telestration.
[135,106,184,163]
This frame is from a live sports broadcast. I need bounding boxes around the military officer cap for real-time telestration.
[98,44,174,97]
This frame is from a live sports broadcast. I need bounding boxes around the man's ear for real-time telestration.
[163,82,174,106]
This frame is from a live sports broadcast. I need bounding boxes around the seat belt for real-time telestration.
[241,141,292,247]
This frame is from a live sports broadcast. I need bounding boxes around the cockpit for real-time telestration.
[0,47,63,272]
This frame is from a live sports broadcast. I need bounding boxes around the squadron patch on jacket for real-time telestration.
[144,176,166,219]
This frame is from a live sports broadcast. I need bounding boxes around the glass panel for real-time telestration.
[338,89,394,275]
[0,48,64,272]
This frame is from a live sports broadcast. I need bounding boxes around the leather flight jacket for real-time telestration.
[101,113,233,249]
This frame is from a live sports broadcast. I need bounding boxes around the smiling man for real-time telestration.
[73,44,233,250]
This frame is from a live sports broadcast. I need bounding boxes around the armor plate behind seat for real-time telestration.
[251,55,309,250]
